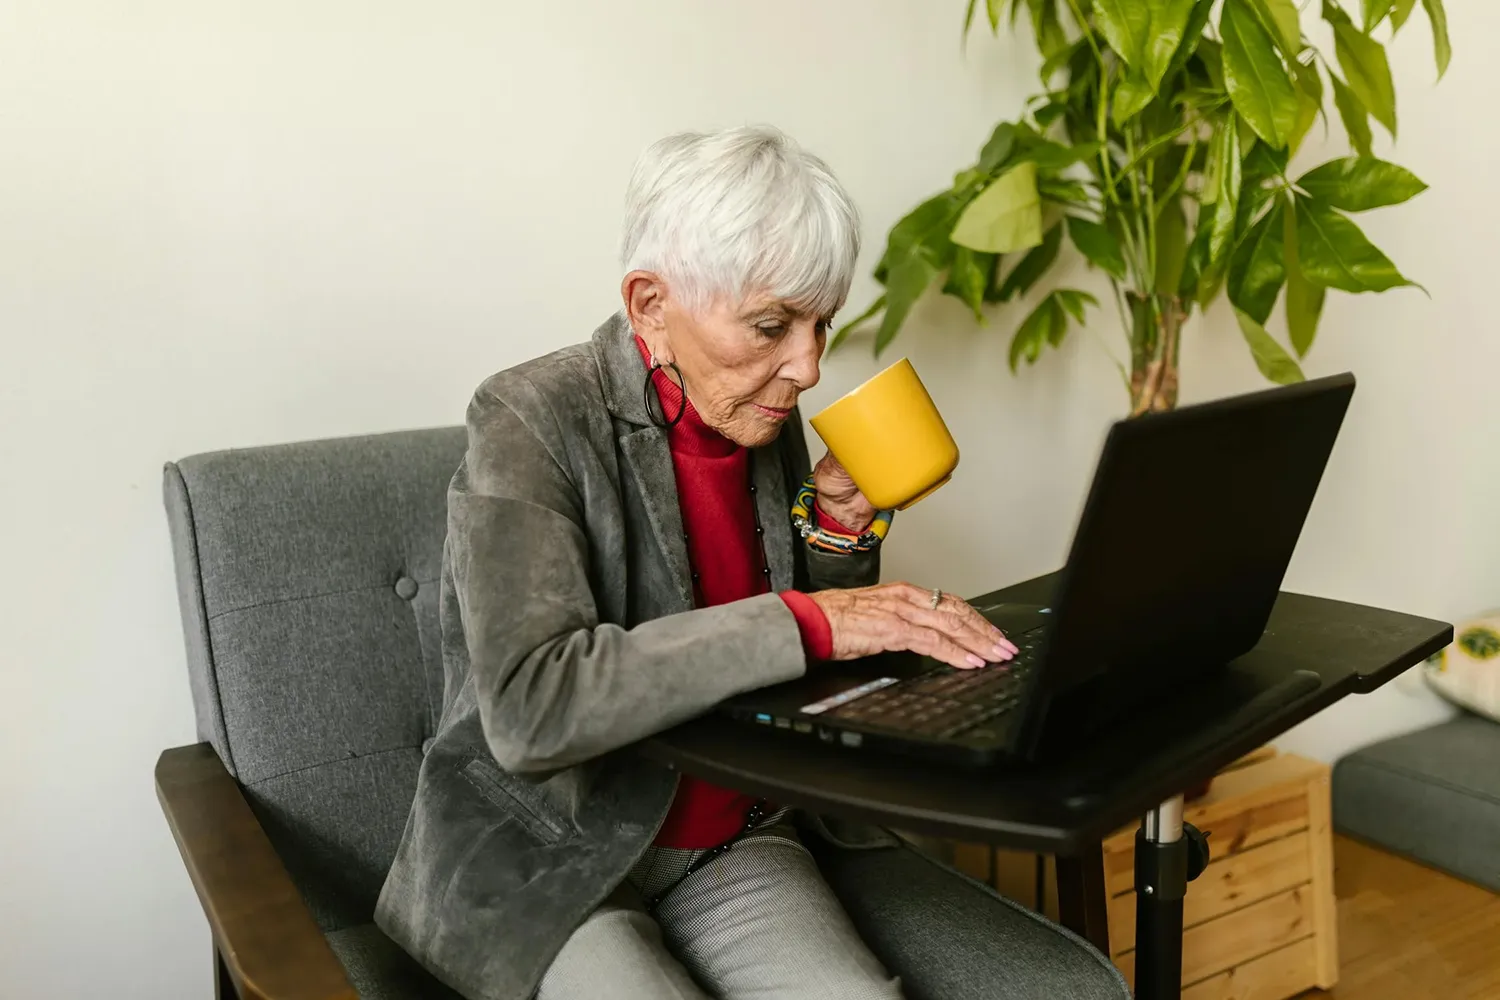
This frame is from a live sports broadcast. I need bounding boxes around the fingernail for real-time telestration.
[967,654,986,668]
[992,645,1010,660]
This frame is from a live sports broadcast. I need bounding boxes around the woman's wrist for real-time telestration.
[815,498,876,535]
[779,591,833,661]
[790,476,891,555]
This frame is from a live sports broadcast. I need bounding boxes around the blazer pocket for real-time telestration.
[461,758,573,845]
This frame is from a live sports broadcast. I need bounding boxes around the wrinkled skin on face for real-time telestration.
[624,269,875,531]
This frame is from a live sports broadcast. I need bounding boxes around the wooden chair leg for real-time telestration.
[215,944,237,1000]
[1056,840,1111,955]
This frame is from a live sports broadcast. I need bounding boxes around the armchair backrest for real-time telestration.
[163,428,466,930]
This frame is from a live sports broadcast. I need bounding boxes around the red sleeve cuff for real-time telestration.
[814,501,867,536]
[779,591,833,662]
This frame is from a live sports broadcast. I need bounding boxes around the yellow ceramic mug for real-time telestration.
[809,358,959,511]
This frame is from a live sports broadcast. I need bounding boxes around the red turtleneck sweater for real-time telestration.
[639,339,848,848]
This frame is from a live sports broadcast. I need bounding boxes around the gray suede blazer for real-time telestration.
[375,313,887,1000]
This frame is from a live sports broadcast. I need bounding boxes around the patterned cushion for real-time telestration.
[1424,611,1500,723]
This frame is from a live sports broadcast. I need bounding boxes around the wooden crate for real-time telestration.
[949,749,1338,999]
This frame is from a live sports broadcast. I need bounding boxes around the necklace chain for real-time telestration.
[684,450,772,598]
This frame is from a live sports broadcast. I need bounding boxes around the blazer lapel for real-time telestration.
[754,443,797,594]
[595,309,796,601]
[618,425,694,610]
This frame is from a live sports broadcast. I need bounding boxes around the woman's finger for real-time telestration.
[900,622,986,670]
[951,599,1017,653]
[893,602,1013,663]
[892,583,1015,654]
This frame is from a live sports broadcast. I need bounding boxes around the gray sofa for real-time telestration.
[156,427,1130,1000]
[1333,712,1500,892]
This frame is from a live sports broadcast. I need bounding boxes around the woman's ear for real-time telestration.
[621,270,671,359]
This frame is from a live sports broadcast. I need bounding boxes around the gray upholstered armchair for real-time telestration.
[156,428,1128,1000]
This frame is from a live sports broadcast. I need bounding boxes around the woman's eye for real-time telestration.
[815,319,832,336]
[757,323,787,338]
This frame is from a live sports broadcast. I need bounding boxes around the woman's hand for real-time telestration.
[806,583,1019,670]
[812,452,876,533]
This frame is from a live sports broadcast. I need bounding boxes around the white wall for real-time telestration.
[0,2,1493,996]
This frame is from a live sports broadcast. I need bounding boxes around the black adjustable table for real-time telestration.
[642,574,1451,1000]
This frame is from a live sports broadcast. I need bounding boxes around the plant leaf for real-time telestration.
[1166,0,1218,79]
[1019,139,1101,172]
[1200,120,1243,305]
[1235,307,1306,384]
[1291,62,1323,156]
[952,162,1043,253]
[1222,0,1301,148]
[996,222,1064,300]
[1156,198,1189,295]
[1297,156,1428,211]
[1195,37,1226,91]
[1421,0,1451,78]
[1229,201,1287,324]
[829,295,886,353]
[1362,0,1395,32]
[1327,2,1397,136]
[1113,72,1157,124]
[987,0,1005,33]
[1283,199,1325,357]
[1041,38,1084,81]
[1391,0,1418,29]
[876,192,963,282]
[1053,288,1100,326]
[964,0,980,40]
[1248,0,1302,58]
[1034,101,1067,127]
[1067,216,1128,280]
[1180,200,1214,299]
[942,247,992,321]
[1243,139,1290,183]
[1237,177,1277,236]
[1144,0,1201,89]
[1330,73,1373,157]
[1039,177,1094,206]
[875,255,940,356]
[1009,294,1066,371]
[1095,0,1199,91]
[979,122,1019,174]
[1092,0,1149,71]
[1025,0,1070,60]
[1295,197,1415,292]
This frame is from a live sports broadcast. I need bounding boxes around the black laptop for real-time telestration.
[721,373,1356,766]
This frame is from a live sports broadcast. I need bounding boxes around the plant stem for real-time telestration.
[1109,278,1133,346]
[1121,127,1151,288]
[1157,136,1200,209]
[1144,137,1158,285]
[1063,0,1118,203]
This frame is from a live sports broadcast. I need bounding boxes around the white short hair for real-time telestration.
[620,126,861,318]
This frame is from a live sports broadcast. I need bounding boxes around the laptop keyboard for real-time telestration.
[828,629,1042,740]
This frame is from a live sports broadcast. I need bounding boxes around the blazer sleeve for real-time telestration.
[782,415,882,592]
[452,385,808,775]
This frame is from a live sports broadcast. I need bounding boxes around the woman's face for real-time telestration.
[629,276,830,448]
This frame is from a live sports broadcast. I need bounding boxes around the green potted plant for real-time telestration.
[834,0,1449,414]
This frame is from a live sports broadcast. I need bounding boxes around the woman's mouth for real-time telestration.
[753,403,794,420]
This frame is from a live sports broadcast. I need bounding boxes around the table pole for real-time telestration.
[1135,794,1191,1000]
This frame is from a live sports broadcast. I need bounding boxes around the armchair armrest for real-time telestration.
[156,743,357,1000]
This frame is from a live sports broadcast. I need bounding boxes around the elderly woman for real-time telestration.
[377,127,1128,1000]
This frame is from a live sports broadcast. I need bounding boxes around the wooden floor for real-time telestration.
[1302,836,1500,1000]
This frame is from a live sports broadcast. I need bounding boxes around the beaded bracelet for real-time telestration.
[789,475,893,554]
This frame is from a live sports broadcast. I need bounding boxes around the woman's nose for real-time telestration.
[782,327,823,389]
